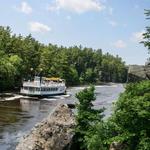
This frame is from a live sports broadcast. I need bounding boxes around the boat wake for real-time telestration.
[41,94,71,101]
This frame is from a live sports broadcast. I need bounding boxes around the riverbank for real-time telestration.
[0,82,121,94]
[0,82,121,101]
[0,84,124,150]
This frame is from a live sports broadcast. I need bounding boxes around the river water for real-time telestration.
[0,84,124,150]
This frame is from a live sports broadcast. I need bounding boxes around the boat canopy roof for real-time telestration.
[45,77,63,81]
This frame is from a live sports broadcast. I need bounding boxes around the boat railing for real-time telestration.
[23,81,65,87]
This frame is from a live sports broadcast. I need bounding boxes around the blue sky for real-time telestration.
[0,0,150,65]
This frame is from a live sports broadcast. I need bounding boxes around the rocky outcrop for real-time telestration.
[127,65,150,82]
[16,104,75,150]
[109,142,127,150]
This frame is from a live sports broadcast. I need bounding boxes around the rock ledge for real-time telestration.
[16,104,75,150]
[127,65,150,82]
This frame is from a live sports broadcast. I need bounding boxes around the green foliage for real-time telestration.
[0,52,16,90]
[109,81,150,150]
[0,26,127,91]
[78,81,150,150]
[82,68,97,83]
[75,86,105,150]
[84,121,111,150]
[141,10,150,58]
[101,53,127,82]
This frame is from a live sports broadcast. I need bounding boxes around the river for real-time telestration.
[0,84,124,150]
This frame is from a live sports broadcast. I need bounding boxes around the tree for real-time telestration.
[0,52,17,90]
[0,26,12,53]
[0,25,127,91]
[109,81,150,150]
[75,86,104,150]
[101,53,127,82]
[142,10,150,55]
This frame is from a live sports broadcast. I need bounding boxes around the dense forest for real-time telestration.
[0,26,127,91]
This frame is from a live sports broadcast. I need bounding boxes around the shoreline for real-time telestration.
[0,82,124,93]
[0,84,124,149]
[0,83,123,101]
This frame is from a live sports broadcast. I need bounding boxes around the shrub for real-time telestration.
[75,86,105,150]
[109,81,150,150]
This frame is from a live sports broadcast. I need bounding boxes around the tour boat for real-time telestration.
[20,76,66,97]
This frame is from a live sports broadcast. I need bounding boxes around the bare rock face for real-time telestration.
[16,104,75,150]
[127,65,150,82]
[109,142,125,150]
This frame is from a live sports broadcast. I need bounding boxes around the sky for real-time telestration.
[0,0,150,65]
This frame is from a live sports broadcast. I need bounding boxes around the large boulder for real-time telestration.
[16,104,75,150]
[127,65,150,82]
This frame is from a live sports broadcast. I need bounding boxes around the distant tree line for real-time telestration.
[0,26,127,91]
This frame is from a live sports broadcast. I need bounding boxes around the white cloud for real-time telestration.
[131,30,144,42]
[18,2,32,14]
[29,22,51,33]
[47,4,59,11]
[48,0,105,13]
[109,20,118,27]
[113,40,127,48]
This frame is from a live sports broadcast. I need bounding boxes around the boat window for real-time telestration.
[40,87,58,91]
[29,87,35,91]
[41,88,49,91]
[24,87,28,90]
[53,88,58,91]
[36,88,40,91]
